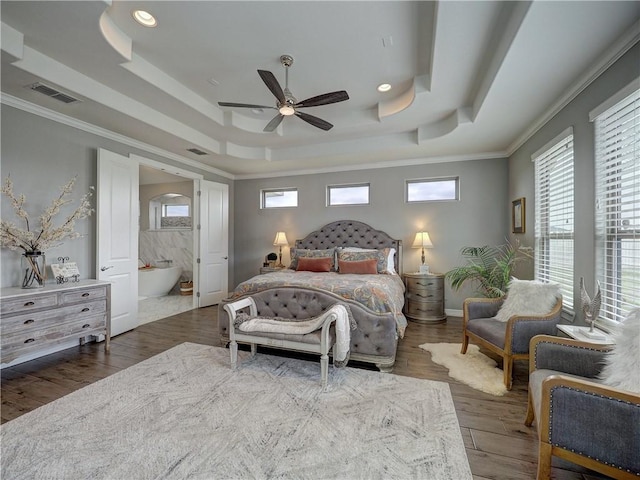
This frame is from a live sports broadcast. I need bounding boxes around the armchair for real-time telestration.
[525,335,640,479]
[461,296,563,389]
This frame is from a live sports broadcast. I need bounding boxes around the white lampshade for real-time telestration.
[412,232,433,249]
[273,231,289,246]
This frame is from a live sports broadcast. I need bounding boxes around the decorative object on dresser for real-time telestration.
[1,343,473,480]
[411,231,433,273]
[1,175,93,288]
[0,280,111,364]
[272,231,288,268]
[264,251,278,267]
[404,272,446,323]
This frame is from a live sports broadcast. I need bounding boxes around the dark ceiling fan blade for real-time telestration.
[295,90,349,108]
[295,111,333,131]
[218,102,275,109]
[257,70,286,104]
[264,114,284,132]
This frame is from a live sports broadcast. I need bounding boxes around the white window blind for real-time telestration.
[594,87,640,324]
[534,130,574,310]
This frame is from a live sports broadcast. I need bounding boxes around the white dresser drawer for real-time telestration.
[1,293,58,315]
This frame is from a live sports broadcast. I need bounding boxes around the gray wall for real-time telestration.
[1,106,233,289]
[508,42,639,321]
[233,158,510,310]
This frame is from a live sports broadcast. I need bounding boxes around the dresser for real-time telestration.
[1,280,111,364]
[403,273,446,323]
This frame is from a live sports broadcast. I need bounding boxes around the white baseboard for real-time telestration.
[446,308,463,318]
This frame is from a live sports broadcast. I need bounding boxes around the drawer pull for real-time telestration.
[24,301,35,307]
[82,323,91,329]
[24,338,35,343]
[23,319,35,325]
[81,292,90,297]
[81,308,90,312]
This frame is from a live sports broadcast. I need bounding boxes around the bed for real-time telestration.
[218,220,406,371]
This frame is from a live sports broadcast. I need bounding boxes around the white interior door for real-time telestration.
[198,180,229,307]
[97,149,139,336]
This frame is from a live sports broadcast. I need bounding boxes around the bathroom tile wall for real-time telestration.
[139,230,193,288]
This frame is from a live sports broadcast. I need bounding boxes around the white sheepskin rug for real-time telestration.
[600,308,640,393]
[419,343,508,396]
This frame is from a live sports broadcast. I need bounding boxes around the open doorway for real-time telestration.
[138,164,195,325]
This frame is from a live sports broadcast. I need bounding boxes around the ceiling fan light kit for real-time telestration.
[219,54,349,132]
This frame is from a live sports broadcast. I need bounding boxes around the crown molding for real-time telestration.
[507,23,640,156]
[1,93,234,180]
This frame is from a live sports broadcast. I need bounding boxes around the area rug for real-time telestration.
[419,343,508,396]
[1,342,472,480]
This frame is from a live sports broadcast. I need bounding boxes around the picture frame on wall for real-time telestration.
[512,197,525,234]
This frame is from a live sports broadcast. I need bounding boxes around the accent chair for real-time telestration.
[461,296,563,389]
[525,334,640,479]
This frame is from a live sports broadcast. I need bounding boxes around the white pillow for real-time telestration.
[494,278,560,322]
[600,308,640,393]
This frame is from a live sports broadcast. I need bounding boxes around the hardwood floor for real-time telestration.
[1,308,611,480]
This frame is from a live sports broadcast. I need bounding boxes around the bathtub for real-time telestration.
[138,266,182,298]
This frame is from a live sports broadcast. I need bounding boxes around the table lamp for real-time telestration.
[412,231,433,273]
[273,231,289,268]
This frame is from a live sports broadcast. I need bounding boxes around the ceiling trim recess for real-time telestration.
[507,21,640,155]
[1,93,234,180]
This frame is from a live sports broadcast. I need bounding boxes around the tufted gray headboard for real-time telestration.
[295,220,403,275]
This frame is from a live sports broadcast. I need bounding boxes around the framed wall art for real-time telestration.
[512,197,525,234]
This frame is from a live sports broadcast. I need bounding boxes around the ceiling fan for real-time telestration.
[218,55,349,132]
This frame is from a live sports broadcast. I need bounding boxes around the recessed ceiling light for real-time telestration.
[377,83,392,93]
[132,10,157,27]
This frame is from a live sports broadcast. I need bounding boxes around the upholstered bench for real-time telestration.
[223,297,351,387]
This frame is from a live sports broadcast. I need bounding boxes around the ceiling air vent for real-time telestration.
[187,148,208,156]
[27,82,80,104]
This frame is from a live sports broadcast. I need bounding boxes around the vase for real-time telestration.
[21,251,46,288]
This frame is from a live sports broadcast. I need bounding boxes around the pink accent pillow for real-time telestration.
[296,257,333,272]
[338,259,378,274]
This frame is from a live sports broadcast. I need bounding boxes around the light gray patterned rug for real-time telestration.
[1,343,472,480]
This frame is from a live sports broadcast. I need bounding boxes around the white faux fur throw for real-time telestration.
[236,304,355,365]
[495,278,560,322]
[600,308,640,393]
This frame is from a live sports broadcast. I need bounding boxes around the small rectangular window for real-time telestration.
[406,177,459,202]
[261,188,298,209]
[327,184,370,206]
[162,204,190,217]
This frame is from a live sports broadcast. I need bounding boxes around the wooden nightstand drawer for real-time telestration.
[405,300,445,319]
[405,276,443,291]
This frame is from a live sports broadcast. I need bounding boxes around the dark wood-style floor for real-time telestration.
[1,307,610,480]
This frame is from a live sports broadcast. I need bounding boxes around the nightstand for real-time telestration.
[403,273,446,323]
[259,266,286,274]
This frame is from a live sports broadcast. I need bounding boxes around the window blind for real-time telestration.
[594,87,640,324]
[534,132,574,310]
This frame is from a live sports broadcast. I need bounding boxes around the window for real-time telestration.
[593,86,640,324]
[533,128,574,311]
[163,204,189,217]
[327,183,369,206]
[406,177,459,202]
[261,188,298,208]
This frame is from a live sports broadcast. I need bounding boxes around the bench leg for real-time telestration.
[230,339,238,370]
[320,353,329,388]
[250,343,257,356]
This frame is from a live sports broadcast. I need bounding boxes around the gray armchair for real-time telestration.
[461,297,563,389]
[525,335,640,479]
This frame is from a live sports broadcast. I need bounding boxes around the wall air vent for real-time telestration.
[27,82,80,104]
[187,148,208,156]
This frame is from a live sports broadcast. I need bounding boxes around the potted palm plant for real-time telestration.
[445,241,531,298]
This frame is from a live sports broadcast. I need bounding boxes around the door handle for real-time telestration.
[223,256,228,260]
[100,266,114,271]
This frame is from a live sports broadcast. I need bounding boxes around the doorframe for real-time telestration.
[132,155,203,311]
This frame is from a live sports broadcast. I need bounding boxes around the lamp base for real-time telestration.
[419,265,430,274]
